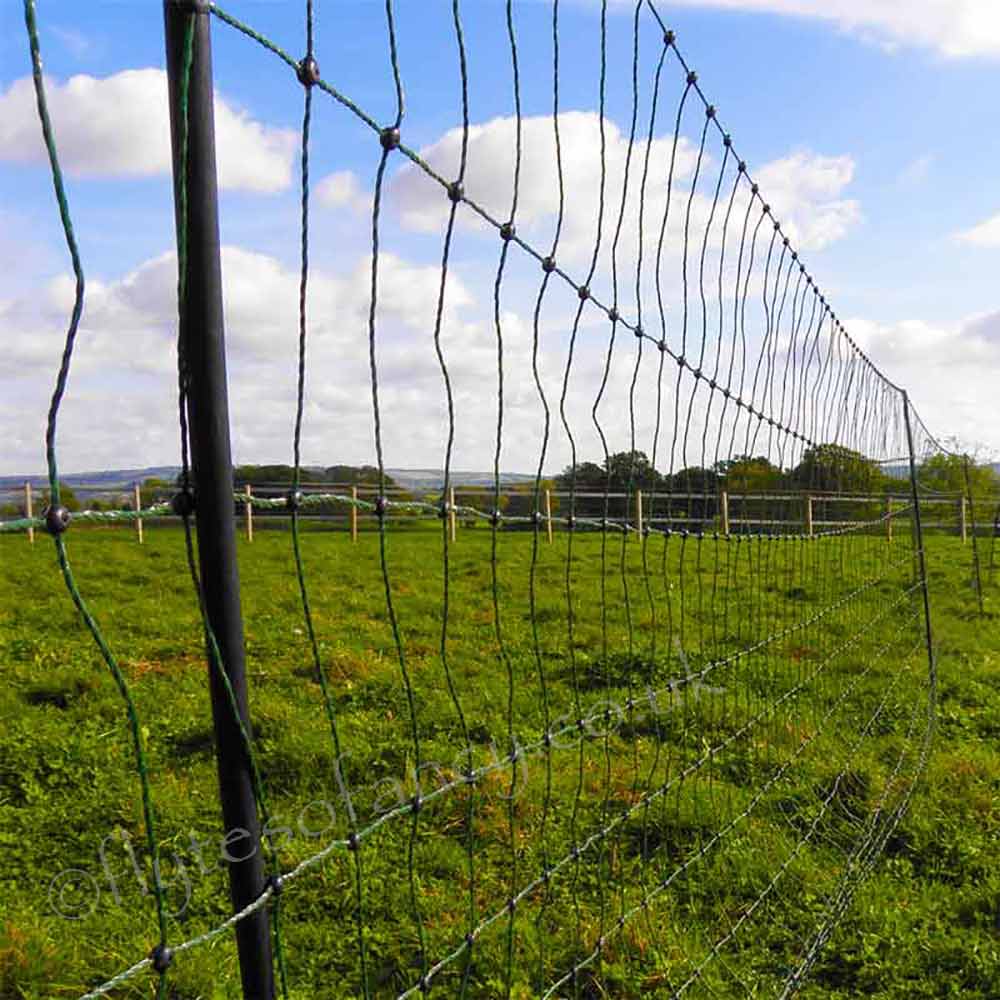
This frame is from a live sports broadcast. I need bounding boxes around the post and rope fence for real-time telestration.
[245,482,254,542]
[134,482,144,544]
[24,481,34,544]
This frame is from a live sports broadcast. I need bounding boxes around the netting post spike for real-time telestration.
[901,390,937,716]
[163,3,276,998]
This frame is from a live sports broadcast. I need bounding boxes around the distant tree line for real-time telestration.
[548,446,1000,526]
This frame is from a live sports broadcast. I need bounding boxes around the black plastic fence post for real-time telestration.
[163,3,276,998]
[902,391,936,707]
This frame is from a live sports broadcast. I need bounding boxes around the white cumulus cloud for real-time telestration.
[953,212,1000,248]
[645,0,1000,59]
[0,69,297,192]
[315,170,369,213]
[389,111,860,318]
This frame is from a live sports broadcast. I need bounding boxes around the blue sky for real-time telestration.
[2,0,999,475]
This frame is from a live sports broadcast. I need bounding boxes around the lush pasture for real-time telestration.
[0,523,996,998]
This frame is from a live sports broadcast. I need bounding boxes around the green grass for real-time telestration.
[0,522,996,999]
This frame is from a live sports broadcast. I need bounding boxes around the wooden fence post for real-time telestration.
[134,482,144,545]
[635,489,644,536]
[544,488,553,543]
[720,490,729,537]
[350,485,358,542]
[449,486,457,543]
[245,484,253,542]
[24,481,34,545]
[805,495,813,538]
[960,495,968,543]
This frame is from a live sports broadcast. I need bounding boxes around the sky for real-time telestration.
[2,0,999,477]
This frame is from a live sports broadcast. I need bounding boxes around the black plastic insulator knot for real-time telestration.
[379,126,400,151]
[783,235,790,246]
[447,181,463,203]
[171,490,195,518]
[542,730,553,748]
[597,935,606,953]
[608,307,619,323]
[751,182,759,195]
[465,932,475,949]
[374,495,388,518]
[44,505,71,536]
[411,794,423,815]
[677,354,686,368]
[507,898,517,914]
[663,29,676,45]
[774,220,782,232]
[738,160,747,174]
[706,105,716,119]
[266,874,284,898]
[296,56,320,87]
[692,368,702,380]
[576,717,586,732]
[686,70,698,85]
[578,285,590,301]
[708,378,716,389]
[723,133,732,148]
[347,831,359,852]
[438,502,450,520]
[633,325,643,339]
[418,975,430,994]
[762,203,771,215]
[722,387,730,398]
[150,944,173,974]
[642,525,651,537]
[599,517,609,531]
[500,221,515,241]
[490,509,502,527]
[657,339,667,353]
[286,489,304,511]
[532,510,544,526]
[565,515,576,531]
[541,256,556,273]
[792,251,798,261]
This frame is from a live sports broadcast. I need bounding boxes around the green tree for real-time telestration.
[791,444,887,494]
[39,482,81,512]
[139,477,172,508]
[918,453,998,498]
[714,455,782,493]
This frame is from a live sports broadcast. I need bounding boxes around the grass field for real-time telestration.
[0,521,997,999]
